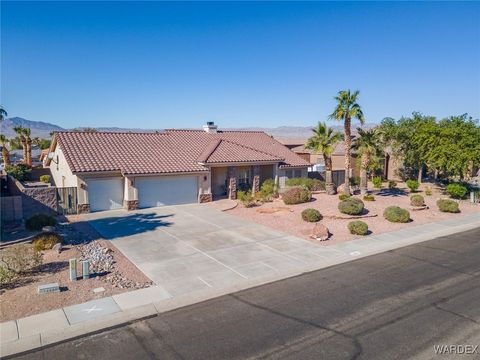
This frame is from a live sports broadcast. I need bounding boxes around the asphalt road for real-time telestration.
[15,227,480,360]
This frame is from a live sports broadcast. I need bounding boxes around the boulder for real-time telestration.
[52,242,63,254]
[310,223,330,241]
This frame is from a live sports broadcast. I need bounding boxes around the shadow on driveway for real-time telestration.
[85,212,174,240]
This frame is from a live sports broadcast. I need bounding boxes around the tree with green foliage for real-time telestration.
[352,128,382,194]
[378,112,436,183]
[305,121,341,194]
[329,90,365,194]
[425,114,480,179]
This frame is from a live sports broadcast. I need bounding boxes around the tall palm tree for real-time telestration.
[329,90,365,194]
[13,126,27,164]
[23,127,33,166]
[0,134,11,166]
[0,106,7,121]
[352,128,381,194]
[305,122,341,194]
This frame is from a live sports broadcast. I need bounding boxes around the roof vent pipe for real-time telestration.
[203,121,218,133]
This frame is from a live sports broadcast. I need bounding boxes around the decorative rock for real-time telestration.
[93,287,105,293]
[42,226,56,233]
[310,223,330,241]
[409,205,429,211]
[52,243,63,253]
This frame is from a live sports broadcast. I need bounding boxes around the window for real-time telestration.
[237,168,251,189]
[285,170,293,178]
[294,169,302,178]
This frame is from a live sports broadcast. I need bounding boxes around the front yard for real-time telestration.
[0,221,152,323]
[229,182,480,245]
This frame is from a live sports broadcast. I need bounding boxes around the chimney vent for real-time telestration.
[203,121,218,133]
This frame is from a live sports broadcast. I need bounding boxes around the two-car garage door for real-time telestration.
[137,176,198,208]
[87,175,198,211]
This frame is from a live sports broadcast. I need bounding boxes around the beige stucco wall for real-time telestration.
[49,146,78,188]
[278,167,308,188]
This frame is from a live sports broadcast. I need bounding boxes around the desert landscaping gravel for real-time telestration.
[229,184,480,245]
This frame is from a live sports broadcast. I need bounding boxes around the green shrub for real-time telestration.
[437,199,460,213]
[0,244,42,278]
[388,180,397,189]
[32,232,62,251]
[372,176,382,189]
[339,194,351,201]
[349,176,360,187]
[348,221,369,235]
[301,208,322,222]
[5,164,31,181]
[256,179,277,202]
[338,198,365,215]
[25,214,57,231]
[410,194,425,207]
[425,186,432,196]
[0,266,15,285]
[40,175,51,184]
[445,183,468,199]
[363,194,375,201]
[406,179,419,192]
[383,206,410,223]
[283,187,312,205]
[285,178,325,191]
[237,190,257,207]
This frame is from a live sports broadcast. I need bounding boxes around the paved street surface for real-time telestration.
[14,227,480,360]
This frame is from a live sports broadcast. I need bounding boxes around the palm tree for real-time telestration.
[0,134,11,166]
[13,126,27,164]
[0,106,7,121]
[23,127,33,166]
[305,122,341,194]
[352,128,381,194]
[329,90,365,194]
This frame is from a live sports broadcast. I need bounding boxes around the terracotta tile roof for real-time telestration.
[197,139,284,164]
[54,129,309,175]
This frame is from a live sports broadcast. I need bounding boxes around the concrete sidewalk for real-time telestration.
[1,213,479,358]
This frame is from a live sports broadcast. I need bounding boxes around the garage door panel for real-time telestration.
[137,176,198,208]
[87,178,124,212]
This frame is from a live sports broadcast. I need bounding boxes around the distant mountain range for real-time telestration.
[1,117,373,140]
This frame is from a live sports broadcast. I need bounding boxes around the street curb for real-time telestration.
[1,215,479,358]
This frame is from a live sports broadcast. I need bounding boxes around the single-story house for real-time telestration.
[46,122,310,213]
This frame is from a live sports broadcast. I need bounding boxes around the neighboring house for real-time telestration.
[45,122,310,213]
[278,139,360,183]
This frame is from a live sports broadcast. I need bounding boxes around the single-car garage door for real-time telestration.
[137,176,198,208]
[87,178,124,212]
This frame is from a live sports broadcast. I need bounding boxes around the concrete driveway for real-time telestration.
[81,204,344,298]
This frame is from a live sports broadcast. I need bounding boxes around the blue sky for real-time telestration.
[1,1,479,129]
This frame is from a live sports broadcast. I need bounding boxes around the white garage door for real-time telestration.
[137,176,198,208]
[87,178,124,212]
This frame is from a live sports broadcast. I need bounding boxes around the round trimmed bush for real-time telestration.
[32,232,62,251]
[383,206,410,223]
[437,199,460,213]
[339,194,351,201]
[348,221,368,235]
[410,194,425,207]
[282,187,312,205]
[40,175,51,184]
[338,198,365,215]
[363,195,375,201]
[301,208,322,222]
[25,214,57,231]
[445,183,467,199]
[406,179,419,192]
